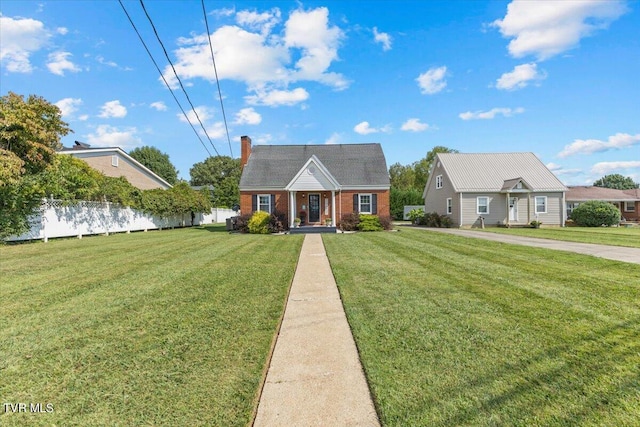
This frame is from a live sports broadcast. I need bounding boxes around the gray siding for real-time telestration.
[460,193,507,227]
[530,192,564,225]
[424,164,458,223]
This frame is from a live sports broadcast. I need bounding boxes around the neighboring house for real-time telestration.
[423,152,567,227]
[60,141,172,190]
[566,186,640,222]
[238,136,390,227]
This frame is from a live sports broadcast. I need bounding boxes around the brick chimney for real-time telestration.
[240,135,252,170]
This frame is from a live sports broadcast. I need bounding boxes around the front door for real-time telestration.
[509,197,518,222]
[309,194,320,223]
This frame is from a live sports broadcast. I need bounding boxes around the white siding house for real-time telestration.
[423,153,567,227]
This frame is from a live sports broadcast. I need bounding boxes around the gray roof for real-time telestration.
[435,152,567,192]
[566,186,640,201]
[239,143,390,189]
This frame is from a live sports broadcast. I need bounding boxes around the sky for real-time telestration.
[1,0,639,185]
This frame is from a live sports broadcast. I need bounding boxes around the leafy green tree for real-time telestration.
[0,92,71,239]
[129,146,179,185]
[593,174,639,190]
[390,187,424,219]
[190,156,240,207]
[389,162,416,190]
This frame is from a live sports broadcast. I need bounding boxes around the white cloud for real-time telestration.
[373,27,392,51]
[324,132,342,145]
[591,161,640,176]
[85,125,142,150]
[558,133,640,158]
[495,62,546,90]
[234,107,262,125]
[354,121,391,135]
[46,51,81,76]
[546,162,582,176]
[401,118,430,132]
[150,101,167,111]
[99,100,127,118]
[163,6,348,100]
[78,114,89,121]
[492,0,628,60]
[459,107,524,120]
[0,15,50,73]
[55,98,82,118]
[177,106,226,140]
[96,55,118,67]
[178,106,212,126]
[56,27,68,35]
[245,87,309,107]
[417,66,447,95]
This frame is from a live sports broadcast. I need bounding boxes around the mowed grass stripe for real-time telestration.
[323,228,640,427]
[479,226,640,248]
[1,226,304,426]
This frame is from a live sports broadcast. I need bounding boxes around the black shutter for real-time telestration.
[252,195,257,212]
[372,194,378,215]
[353,194,359,213]
[270,194,276,214]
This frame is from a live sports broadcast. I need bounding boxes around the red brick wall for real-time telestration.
[337,190,390,220]
[240,191,288,217]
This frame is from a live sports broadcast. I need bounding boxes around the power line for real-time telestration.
[202,0,233,158]
[118,0,212,157]
[139,0,221,157]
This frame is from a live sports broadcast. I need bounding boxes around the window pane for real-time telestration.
[535,197,546,213]
[359,194,371,213]
[477,197,488,214]
[258,195,270,212]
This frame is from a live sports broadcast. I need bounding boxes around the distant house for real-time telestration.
[60,141,172,190]
[423,152,567,227]
[238,136,390,228]
[566,186,640,222]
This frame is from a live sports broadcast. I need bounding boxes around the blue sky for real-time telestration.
[1,0,639,185]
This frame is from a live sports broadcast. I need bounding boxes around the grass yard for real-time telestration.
[1,225,303,426]
[324,228,640,427]
[478,226,640,248]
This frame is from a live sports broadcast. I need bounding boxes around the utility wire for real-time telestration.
[118,0,212,157]
[139,0,220,157]
[202,0,233,158]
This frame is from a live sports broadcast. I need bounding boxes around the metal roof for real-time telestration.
[436,152,567,192]
[239,143,390,189]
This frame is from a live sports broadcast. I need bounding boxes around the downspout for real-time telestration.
[562,191,566,227]
[458,192,463,228]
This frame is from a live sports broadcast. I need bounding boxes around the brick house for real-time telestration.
[238,136,390,228]
[566,186,640,222]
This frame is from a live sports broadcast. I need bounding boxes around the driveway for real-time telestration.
[413,227,640,265]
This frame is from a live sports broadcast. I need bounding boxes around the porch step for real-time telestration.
[289,226,337,234]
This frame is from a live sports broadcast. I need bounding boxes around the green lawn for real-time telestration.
[478,226,640,248]
[324,228,640,427]
[1,225,303,426]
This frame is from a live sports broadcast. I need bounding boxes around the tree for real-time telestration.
[593,174,639,190]
[390,187,424,220]
[129,146,179,185]
[190,156,241,207]
[389,162,415,190]
[1,92,71,239]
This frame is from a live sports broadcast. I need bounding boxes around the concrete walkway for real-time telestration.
[415,227,640,264]
[254,234,380,427]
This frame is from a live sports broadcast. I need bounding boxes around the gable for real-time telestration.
[286,156,340,191]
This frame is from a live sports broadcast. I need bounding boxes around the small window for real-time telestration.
[111,155,119,167]
[624,201,635,212]
[258,194,271,213]
[446,198,452,214]
[436,175,443,189]
[359,194,372,214]
[477,197,489,214]
[535,196,547,214]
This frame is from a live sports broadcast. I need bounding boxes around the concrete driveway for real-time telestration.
[413,227,640,265]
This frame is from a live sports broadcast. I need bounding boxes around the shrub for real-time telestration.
[358,214,383,232]
[378,215,394,231]
[407,208,425,224]
[248,210,271,234]
[440,215,453,228]
[418,211,452,228]
[235,214,251,233]
[570,200,620,227]
[268,211,288,233]
[339,212,360,231]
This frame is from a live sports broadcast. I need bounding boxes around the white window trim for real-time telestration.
[359,193,372,214]
[257,194,271,213]
[476,197,489,215]
[535,196,547,214]
[446,198,452,214]
[624,201,635,212]
[111,155,119,167]
[436,175,443,189]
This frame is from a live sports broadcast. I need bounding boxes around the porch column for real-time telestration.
[506,193,510,226]
[331,190,336,226]
[290,191,296,228]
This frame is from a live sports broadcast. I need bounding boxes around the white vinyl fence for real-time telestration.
[403,205,425,220]
[6,200,237,242]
